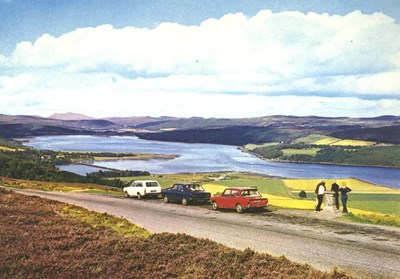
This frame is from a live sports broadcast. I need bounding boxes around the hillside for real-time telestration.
[48,112,94,120]
[0,188,349,279]
[1,113,400,145]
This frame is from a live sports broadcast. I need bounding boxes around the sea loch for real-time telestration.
[26,135,400,189]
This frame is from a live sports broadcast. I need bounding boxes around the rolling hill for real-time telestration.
[1,113,400,145]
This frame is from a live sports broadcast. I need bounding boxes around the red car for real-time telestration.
[211,187,268,213]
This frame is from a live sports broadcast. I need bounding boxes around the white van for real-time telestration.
[123,180,161,199]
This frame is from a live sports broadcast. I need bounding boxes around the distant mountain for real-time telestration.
[49,112,94,120]
[104,116,181,127]
[1,113,400,145]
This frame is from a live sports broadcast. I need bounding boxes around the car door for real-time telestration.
[135,182,143,196]
[218,189,231,208]
[128,182,138,196]
[227,189,240,208]
[168,184,180,202]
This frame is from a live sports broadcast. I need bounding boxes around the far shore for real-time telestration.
[239,146,400,170]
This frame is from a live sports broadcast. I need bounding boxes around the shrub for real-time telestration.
[298,190,307,198]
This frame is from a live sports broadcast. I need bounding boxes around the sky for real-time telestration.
[0,0,399,118]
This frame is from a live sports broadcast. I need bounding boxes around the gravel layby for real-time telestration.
[0,188,350,279]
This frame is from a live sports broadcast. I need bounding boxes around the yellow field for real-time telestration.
[313,137,341,145]
[281,148,320,156]
[243,142,279,150]
[294,134,337,144]
[203,183,226,195]
[331,139,376,146]
[0,146,16,151]
[296,134,375,146]
[263,194,315,209]
[283,178,400,193]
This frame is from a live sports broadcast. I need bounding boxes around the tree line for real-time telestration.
[0,149,150,187]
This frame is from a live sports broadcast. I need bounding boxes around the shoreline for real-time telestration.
[239,146,400,170]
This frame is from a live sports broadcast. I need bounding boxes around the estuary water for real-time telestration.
[25,135,400,189]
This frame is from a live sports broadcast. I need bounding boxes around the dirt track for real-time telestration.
[9,188,400,279]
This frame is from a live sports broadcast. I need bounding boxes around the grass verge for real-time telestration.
[60,204,150,238]
[344,212,400,227]
[0,176,122,195]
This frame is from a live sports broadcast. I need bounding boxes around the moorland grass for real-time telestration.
[61,204,151,238]
[0,176,121,194]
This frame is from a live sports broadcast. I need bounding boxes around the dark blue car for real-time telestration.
[161,183,211,206]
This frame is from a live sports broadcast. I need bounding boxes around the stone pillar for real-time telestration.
[323,191,335,213]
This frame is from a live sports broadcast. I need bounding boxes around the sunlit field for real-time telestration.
[0,146,16,151]
[283,178,399,193]
[331,139,376,146]
[281,148,320,156]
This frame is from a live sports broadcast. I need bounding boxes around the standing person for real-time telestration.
[315,181,326,212]
[331,180,340,210]
[339,182,352,213]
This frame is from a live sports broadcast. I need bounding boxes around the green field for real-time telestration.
[344,193,400,215]
[208,178,293,197]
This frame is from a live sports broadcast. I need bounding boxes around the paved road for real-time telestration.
[12,189,400,279]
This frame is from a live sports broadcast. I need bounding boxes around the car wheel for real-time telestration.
[181,198,188,206]
[236,204,243,214]
[163,195,169,203]
[125,192,130,198]
[137,193,142,199]
[212,201,218,210]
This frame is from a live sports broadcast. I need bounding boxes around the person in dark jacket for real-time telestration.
[339,182,352,213]
[331,180,340,210]
[315,181,326,212]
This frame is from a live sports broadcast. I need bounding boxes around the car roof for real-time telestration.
[133,180,159,183]
[224,187,258,191]
[173,183,200,186]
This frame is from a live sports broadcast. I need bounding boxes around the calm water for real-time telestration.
[25,135,400,189]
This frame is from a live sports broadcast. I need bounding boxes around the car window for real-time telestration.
[136,182,143,187]
[177,185,185,191]
[146,182,159,187]
[172,185,179,190]
[188,184,204,191]
[242,190,261,197]
[222,189,231,196]
[231,190,239,197]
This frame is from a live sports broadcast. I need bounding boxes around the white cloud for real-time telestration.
[1,9,399,117]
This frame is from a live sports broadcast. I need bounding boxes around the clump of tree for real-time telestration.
[248,143,400,167]
[0,149,150,188]
[252,145,283,159]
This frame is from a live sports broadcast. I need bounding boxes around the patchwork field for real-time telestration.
[294,134,376,146]
[3,171,399,227]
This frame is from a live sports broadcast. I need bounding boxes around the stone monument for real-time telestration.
[322,190,336,213]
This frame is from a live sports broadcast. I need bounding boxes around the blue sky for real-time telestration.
[0,0,399,118]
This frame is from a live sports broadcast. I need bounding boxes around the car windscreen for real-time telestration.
[146,182,159,187]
